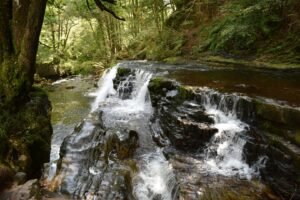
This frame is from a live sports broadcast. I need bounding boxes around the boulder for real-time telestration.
[158,101,217,150]
[14,172,27,186]
[148,78,217,150]
[36,63,60,79]
[104,129,139,160]
[0,88,52,178]
[0,179,41,200]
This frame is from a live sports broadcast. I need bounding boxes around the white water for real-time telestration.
[95,67,177,200]
[51,64,177,199]
[198,88,257,179]
[52,77,77,85]
[133,149,177,200]
[100,68,153,127]
[90,64,119,112]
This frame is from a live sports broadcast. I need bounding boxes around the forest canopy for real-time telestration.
[38,0,300,75]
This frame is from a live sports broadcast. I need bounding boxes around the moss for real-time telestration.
[117,67,131,78]
[148,77,175,92]
[71,62,96,75]
[255,100,300,128]
[177,86,194,101]
[264,133,300,182]
[163,57,183,64]
[254,100,300,147]
[149,77,195,107]
[0,89,52,178]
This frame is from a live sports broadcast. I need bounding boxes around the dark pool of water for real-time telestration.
[168,68,300,107]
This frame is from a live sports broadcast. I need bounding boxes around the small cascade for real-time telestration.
[97,68,178,200]
[44,61,300,200]
[46,65,177,200]
[100,68,153,128]
[133,149,178,200]
[90,64,119,112]
[195,87,256,124]
[195,87,259,179]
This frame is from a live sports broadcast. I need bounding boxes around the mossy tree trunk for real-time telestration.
[0,0,47,105]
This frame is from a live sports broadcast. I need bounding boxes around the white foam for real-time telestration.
[90,65,119,112]
[133,149,177,200]
[100,69,153,126]
[200,90,255,180]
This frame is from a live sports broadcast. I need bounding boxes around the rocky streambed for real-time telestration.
[4,61,299,200]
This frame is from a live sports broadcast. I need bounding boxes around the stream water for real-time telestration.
[43,61,300,200]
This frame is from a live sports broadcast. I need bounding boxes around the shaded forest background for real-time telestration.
[38,0,300,75]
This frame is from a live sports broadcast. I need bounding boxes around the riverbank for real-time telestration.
[162,55,300,71]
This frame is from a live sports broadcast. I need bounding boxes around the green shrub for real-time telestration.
[201,0,282,55]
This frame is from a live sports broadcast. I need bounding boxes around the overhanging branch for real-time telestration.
[94,0,125,21]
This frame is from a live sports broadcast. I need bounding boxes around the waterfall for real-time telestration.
[90,64,119,112]
[48,65,177,199]
[196,87,258,179]
[97,68,178,200]
[133,149,178,200]
[100,68,153,127]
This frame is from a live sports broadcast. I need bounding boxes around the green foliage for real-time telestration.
[145,28,185,60]
[201,0,282,55]
[37,0,300,66]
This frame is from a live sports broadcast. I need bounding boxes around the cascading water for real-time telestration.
[96,67,178,200]
[133,149,178,200]
[196,87,262,179]
[46,65,178,200]
[44,61,299,199]
[90,64,119,112]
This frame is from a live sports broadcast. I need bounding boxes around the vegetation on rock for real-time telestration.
[0,89,52,178]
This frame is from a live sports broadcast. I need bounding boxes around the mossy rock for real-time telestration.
[117,67,132,78]
[148,77,177,94]
[148,77,195,106]
[255,100,300,128]
[163,57,183,64]
[0,88,52,178]
[254,100,300,146]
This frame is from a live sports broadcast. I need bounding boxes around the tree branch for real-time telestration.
[86,0,92,11]
[94,0,125,21]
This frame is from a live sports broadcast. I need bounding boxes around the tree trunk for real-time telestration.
[0,0,47,105]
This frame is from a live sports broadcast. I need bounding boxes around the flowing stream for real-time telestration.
[43,61,300,200]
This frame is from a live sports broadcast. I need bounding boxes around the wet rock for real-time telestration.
[113,68,135,99]
[95,164,135,200]
[104,130,139,160]
[65,86,75,90]
[161,115,217,150]
[194,88,256,124]
[242,127,300,199]
[148,77,179,106]
[254,100,300,146]
[156,101,217,150]
[14,172,27,186]
[50,111,137,199]
[0,179,41,200]
[36,62,60,79]
[259,133,300,199]
[240,100,300,198]
[148,78,217,150]
[167,151,279,200]
[116,130,139,160]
